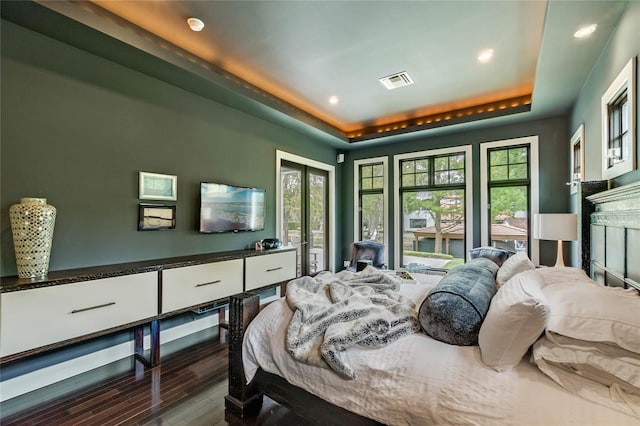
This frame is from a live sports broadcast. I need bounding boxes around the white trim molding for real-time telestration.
[275,150,336,272]
[601,57,636,180]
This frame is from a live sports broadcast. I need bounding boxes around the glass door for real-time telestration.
[280,161,328,276]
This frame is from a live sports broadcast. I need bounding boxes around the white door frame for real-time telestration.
[276,150,336,272]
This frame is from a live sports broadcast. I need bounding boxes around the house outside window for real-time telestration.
[393,146,473,270]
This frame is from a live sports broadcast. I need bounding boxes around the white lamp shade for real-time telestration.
[533,214,578,241]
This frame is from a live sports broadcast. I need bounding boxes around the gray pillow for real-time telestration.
[419,257,498,346]
[468,246,510,267]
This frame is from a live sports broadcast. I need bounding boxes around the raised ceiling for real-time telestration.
[32,0,630,145]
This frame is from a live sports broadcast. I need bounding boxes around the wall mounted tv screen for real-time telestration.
[199,183,266,233]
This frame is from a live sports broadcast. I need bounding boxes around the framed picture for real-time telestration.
[138,204,176,231]
[569,124,584,194]
[139,172,177,201]
[601,57,636,180]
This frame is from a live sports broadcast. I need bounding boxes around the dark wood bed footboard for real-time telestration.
[224,292,263,417]
[224,291,382,424]
[252,369,382,425]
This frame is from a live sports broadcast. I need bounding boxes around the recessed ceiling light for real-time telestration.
[574,24,597,38]
[329,96,339,105]
[187,17,205,32]
[478,49,494,63]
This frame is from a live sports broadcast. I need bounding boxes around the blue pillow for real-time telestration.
[419,257,498,346]
[468,246,510,266]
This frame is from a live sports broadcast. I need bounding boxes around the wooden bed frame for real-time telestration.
[224,181,640,424]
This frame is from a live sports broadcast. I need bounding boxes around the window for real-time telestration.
[601,57,636,180]
[480,136,539,265]
[607,91,628,167]
[570,124,584,195]
[394,146,473,269]
[354,157,388,266]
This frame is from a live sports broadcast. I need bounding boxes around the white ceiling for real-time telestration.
[36,0,630,145]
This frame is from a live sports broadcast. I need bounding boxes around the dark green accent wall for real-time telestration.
[571,0,640,187]
[341,116,570,268]
[0,20,339,276]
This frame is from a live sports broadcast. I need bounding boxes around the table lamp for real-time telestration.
[533,213,578,267]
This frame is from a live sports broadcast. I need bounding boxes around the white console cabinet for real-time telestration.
[0,248,297,366]
[0,272,157,358]
[162,259,243,313]
[245,250,297,291]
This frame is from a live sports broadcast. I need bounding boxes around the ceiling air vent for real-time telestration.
[379,71,414,90]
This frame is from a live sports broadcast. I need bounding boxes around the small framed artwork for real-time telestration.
[138,204,176,231]
[569,124,584,194]
[139,171,177,201]
[601,57,636,180]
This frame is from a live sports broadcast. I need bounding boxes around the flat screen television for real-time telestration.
[199,182,266,233]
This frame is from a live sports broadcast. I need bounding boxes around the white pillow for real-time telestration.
[542,283,640,354]
[479,269,550,371]
[496,251,535,288]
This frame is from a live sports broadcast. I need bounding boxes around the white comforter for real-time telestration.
[243,277,639,425]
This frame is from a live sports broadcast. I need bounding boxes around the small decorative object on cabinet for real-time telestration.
[9,197,57,278]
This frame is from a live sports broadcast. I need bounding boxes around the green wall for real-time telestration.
[0,20,339,276]
[571,0,640,187]
[341,115,570,268]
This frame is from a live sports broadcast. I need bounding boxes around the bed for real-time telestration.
[225,181,640,425]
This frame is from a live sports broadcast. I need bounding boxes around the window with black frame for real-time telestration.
[487,145,530,256]
[399,152,466,269]
[600,57,635,180]
[358,162,384,243]
[606,89,629,168]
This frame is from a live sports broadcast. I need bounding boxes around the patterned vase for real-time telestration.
[9,198,57,278]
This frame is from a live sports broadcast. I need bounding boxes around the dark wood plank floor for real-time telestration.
[0,326,305,426]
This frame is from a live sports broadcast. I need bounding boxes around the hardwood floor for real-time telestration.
[0,326,304,426]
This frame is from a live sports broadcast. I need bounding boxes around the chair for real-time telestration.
[347,240,385,271]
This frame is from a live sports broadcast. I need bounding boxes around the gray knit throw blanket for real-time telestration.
[285,266,419,379]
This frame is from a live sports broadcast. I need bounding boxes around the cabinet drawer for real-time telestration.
[162,259,243,313]
[245,250,297,291]
[0,272,157,357]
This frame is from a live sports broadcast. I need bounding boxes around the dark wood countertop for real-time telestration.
[0,247,296,293]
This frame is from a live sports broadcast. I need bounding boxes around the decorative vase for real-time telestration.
[9,198,57,278]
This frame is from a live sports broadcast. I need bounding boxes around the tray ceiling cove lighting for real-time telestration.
[187,17,205,32]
